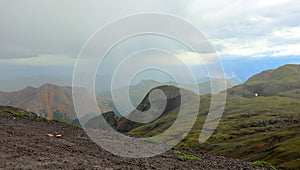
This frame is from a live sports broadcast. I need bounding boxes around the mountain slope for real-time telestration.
[227,64,300,98]
[0,83,75,121]
[0,83,115,123]
[103,64,300,169]
[86,85,188,133]
[0,105,266,169]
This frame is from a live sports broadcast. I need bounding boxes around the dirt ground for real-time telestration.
[0,107,268,170]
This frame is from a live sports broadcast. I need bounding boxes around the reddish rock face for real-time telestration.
[0,83,75,121]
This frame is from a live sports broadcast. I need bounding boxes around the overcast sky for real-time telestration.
[0,0,299,86]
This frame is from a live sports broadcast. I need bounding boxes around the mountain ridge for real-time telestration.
[0,83,75,121]
[96,64,300,169]
[227,64,300,98]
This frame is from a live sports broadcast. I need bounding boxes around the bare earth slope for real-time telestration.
[0,83,75,121]
[0,106,267,170]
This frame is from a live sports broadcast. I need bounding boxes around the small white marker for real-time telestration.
[55,134,62,138]
[47,134,54,137]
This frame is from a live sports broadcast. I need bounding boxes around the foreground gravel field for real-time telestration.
[0,106,269,170]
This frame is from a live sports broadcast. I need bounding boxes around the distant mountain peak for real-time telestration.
[40,83,60,88]
[0,83,75,121]
[22,86,36,91]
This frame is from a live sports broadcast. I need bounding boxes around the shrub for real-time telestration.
[173,150,202,161]
[4,110,29,118]
[252,161,276,170]
[179,154,202,161]
[173,150,182,155]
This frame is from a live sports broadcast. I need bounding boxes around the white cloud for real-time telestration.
[273,26,300,40]
[183,0,300,59]
[211,25,300,58]
[258,0,291,7]
[272,43,300,57]
[211,38,271,57]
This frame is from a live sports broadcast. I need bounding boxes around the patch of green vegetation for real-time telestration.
[142,138,160,144]
[173,150,182,155]
[52,118,66,123]
[179,154,202,161]
[173,150,202,161]
[12,112,29,118]
[252,161,277,170]
[4,110,29,118]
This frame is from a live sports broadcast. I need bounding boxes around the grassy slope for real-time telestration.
[128,64,300,170]
[129,94,300,169]
[200,95,299,169]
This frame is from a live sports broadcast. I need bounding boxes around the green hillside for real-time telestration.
[125,64,300,170]
[227,64,300,98]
